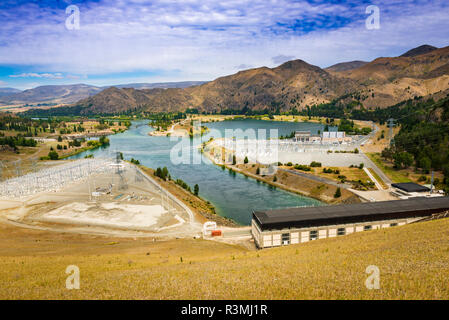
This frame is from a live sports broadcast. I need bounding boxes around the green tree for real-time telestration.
[334,187,341,198]
[244,156,249,164]
[418,156,431,173]
[162,167,169,180]
[48,150,59,160]
[194,184,199,196]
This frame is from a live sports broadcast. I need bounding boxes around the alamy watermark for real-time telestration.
[65,5,80,30]
[365,5,380,30]
[66,265,80,290]
[168,120,279,174]
[365,265,380,290]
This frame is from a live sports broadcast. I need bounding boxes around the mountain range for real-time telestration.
[0,81,206,105]
[73,44,449,114]
[4,44,449,114]
[0,87,21,98]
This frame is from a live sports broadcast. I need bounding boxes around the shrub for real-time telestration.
[48,151,59,160]
[334,187,342,198]
[294,164,311,171]
[310,161,322,167]
[194,184,199,196]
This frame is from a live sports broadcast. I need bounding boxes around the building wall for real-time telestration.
[252,217,420,249]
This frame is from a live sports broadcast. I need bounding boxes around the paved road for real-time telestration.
[223,229,252,238]
[360,152,392,185]
[357,122,392,186]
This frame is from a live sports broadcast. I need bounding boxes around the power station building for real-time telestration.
[294,130,352,144]
[251,197,449,249]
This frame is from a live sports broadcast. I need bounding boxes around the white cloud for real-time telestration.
[9,73,64,79]
[0,0,448,83]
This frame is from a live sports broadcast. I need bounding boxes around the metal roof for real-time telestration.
[253,197,449,230]
[391,182,430,193]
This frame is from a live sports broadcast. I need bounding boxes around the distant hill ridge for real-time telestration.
[400,44,438,57]
[72,44,449,114]
[325,61,368,73]
[0,81,207,105]
[6,44,449,113]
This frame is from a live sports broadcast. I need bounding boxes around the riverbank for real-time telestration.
[149,118,210,137]
[202,146,359,204]
[139,166,239,227]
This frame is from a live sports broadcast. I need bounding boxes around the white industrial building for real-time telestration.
[294,131,352,144]
[251,197,449,249]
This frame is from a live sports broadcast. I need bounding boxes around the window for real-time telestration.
[309,230,318,240]
[390,223,398,227]
[337,228,346,236]
[363,225,372,231]
[281,233,290,245]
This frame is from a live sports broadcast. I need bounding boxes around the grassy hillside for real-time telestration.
[1,218,448,299]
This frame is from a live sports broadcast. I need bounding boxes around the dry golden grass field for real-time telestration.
[1,217,448,300]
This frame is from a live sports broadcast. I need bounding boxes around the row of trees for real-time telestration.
[0,135,37,149]
[380,96,449,191]
[154,166,199,196]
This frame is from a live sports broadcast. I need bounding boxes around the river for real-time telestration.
[69,119,325,225]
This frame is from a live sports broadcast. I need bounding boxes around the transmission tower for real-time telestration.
[31,157,38,173]
[15,159,22,177]
[387,118,396,146]
[135,167,144,183]
[115,151,127,190]
[0,161,4,182]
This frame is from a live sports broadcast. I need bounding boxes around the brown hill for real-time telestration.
[340,46,449,83]
[325,61,368,73]
[78,87,194,114]
[75,45,449,114]
[400,44,438,57]
[78,59,355,114]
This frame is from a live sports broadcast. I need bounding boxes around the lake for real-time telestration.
[69,119,326,225]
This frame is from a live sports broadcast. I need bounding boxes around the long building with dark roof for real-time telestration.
[251,197,449,249]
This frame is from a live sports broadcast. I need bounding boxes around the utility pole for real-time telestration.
[431,171,434,194]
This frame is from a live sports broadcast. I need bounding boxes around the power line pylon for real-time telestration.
[387,118,396,146]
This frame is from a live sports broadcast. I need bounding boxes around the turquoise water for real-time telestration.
[69,119,324,225]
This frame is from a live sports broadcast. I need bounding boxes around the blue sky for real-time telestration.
[0,0,448,89]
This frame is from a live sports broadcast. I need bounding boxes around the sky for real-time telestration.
[0,0,448,90]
